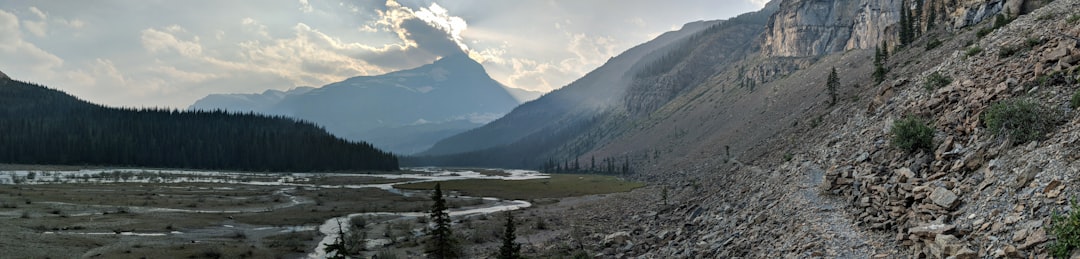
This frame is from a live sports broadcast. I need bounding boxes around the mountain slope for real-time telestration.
[190,52,521,154]
[0,76,398,172]
[407,14,785,167]
[191,86,314,113]
[520,0,1074,258]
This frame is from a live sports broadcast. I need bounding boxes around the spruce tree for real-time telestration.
[827,67,840,106]
[427,183,458,259]
[497,211,522,259]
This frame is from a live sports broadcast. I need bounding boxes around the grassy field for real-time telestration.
[393,174,645,200]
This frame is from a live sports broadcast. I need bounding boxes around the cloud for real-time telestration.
[0,9,63,76]
[413,3,468,52]
[298,0,313,13]
[747,0,770,8]
[141,27,203,56]
[0,0,762,108]
[23,7,48,37]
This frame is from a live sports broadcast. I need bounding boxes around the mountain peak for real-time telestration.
[431,52,483,70]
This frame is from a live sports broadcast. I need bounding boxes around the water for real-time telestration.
[0,167,548,258]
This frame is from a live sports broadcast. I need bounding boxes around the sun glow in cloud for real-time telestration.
[0,0,761,108]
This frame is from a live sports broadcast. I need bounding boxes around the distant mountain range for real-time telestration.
[189,52,543,155]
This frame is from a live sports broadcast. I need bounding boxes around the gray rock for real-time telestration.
[910,223,955,238]
[1045,43,1071,62]
[604,231,630,247]
[930,187,959,208]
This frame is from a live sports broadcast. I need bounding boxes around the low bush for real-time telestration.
[925,38,942,50]
[1069,14,1080,24]
[966,45,984,56]
[924,72,952,90]
[983,98,1061,143]
[999,45,1021,58]
[891,117,934,152]
[1026,37,1043,48]
[1071,90,1080,109]
[1050,201,1080,258]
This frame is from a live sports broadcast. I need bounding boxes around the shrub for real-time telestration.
[992,14,1011,29]
[924,72,953,91]
[1026,37,1043,48]
[891,117,934,152]
[1069,14,1080,24]
[999,45,1020,58]
[966,45,984,56]
[983,98,1061,143]
[1050,201,1080,258]
[925,38,942,50]
[1071,90,1080,109]
[976,27,993,38]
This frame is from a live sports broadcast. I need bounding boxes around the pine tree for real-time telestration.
[827,67,840,106]
[427,183,459,259]
[926,4,936,30]
[874,41,888,84]
[881,40,889,58]
[497,211,522,259]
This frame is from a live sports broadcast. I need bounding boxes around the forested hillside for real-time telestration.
[0,77,398,172]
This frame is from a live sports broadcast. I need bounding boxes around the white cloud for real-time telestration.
[298,0,313,13]
[0,0,762,108]
[55,18,84,29]
[0,9,63,75]
[23,7,48,37]
[748,0,770,8]
[28,6,45,19]
[413,3,469,52]
[141,27,203,56]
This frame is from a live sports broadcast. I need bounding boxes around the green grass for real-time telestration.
[394,174,645,200]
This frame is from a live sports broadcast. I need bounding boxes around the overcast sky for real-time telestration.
[0,0,765,108]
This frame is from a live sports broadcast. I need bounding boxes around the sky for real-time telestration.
[0,0,766,108]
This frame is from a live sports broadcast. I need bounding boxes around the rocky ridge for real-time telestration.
[818,2,1080,257]
[540,0,1080,258]
[764,0,1035,57]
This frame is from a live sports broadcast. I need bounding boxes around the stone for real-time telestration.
[955,246,978,259]
[895,168,915,183]
[1062,53,1080,65]
[1019,228,1047,249]
[604,231,630,247]
[1004,245,1019,257]
[1043,180,1063,198]
[930,187,959,208]
[1046,43,1071,62]
[933,234,961,257]
[910,223,956,240]
[1012,228,1029,242]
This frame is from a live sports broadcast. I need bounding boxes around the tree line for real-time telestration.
[0,78,398,172]
[540,155,631,175]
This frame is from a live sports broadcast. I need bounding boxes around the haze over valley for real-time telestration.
[4,0,1080,258]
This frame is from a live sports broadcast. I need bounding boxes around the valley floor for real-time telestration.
[0,167,642,258]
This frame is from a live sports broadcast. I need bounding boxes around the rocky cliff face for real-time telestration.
[559,0,1080,257]
[763,0,1038,57]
